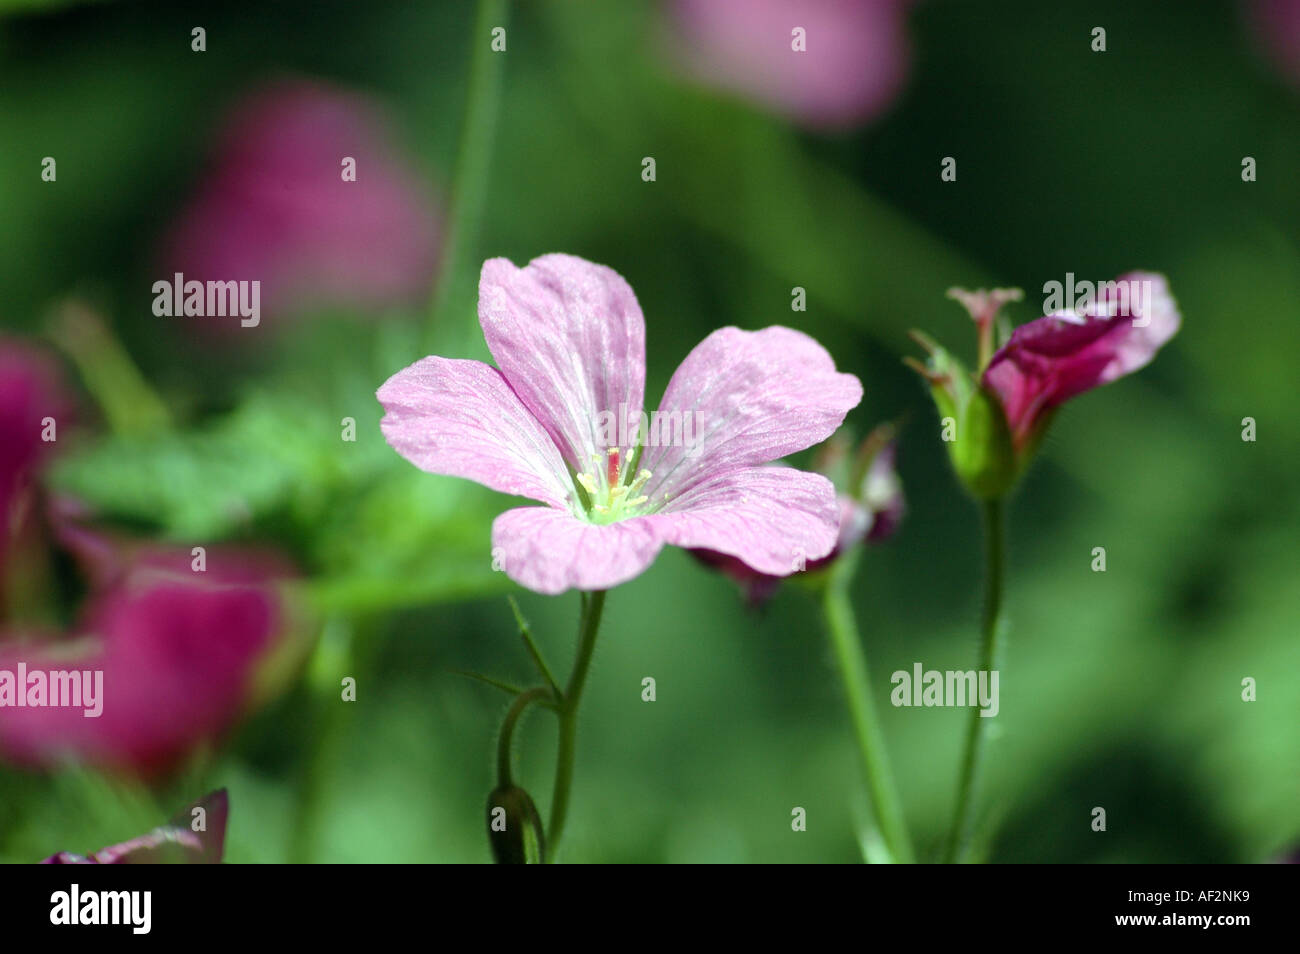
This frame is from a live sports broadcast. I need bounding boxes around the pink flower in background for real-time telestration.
[0,341,294,776]
[161,79,441,326]
[42,789,228,864]
[667,0,915,129]
[982,272,1181,450]
[0,339,73,589]
[378,254,862,595]
[1247,0,1300,85]
[693,423,904,604]
[0,547,289,775]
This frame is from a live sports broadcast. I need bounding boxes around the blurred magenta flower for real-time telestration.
[667,0,914,129]
[0,544,290,775]
[0,341,296,776]
[378,253,862,594]
[0,339,73,592]
[1247,0,1300,85]
[693,423,904,603]
[982,272,1181,452]
[42,789,228,864]
[161,79,441,326]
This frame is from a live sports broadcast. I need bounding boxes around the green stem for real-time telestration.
[427,0,510,353]
[944,497,1006,863]
[290,616,364,863]
[509,596,562,697]
[822,556,914,863]
[496,687,552,786]
[546,590,606,859]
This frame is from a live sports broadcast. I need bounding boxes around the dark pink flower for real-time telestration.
[982,272,1181,451]
[378,254,862,594]
[0,341,295,776]
[161,79,440,326]
[692,423,904,603]
[667,0,914,129]
[42,789,228,864]
[0,541,290,776]
[0,339,73,590]
[1247,0,1300,86]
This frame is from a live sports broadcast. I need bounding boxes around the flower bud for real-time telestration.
[486,784,546,864]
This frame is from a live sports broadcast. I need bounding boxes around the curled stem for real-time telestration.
[496,687,553,787]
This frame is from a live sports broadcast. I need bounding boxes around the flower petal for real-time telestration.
[0,578,281,775]
[983,272,1180,445]
[640,326,862,500]
[43,790,228,864]
[378,356,573,508]
[647,465,840,575]
[491,506,665,595]
[478,254,647,468]
[669,0,913,129]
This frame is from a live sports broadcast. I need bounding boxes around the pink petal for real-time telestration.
[1248,0,1300,87]
[491,506,665,595]
[0,340,74,579]
[378,356,574,508]
[477,255,647,469]
[647,465,840,575]
[984,272,1180,446]
[0,577,280,775]
[43,790,228,864]
[640,326,862,500]
[668,0,913,129]
[161,79,441,326]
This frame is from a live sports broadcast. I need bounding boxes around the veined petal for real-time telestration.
[478,254,647,467]
[984,272,1180,446]
[647,465,840,575]
[640,326,862,500]
[491,506,665,595]
[378,356,573,508]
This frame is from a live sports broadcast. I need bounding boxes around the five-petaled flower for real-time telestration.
[377,254,863,594]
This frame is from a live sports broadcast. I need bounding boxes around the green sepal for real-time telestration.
[908,334,1017,500]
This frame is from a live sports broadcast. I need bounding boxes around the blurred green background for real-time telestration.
[0,0,1296,863]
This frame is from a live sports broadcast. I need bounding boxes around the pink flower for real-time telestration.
[377,254,862,595]
[667,0,914,129]
[42,789,228,864]
[0,537,291,777]
[0,339,73,591]
[982,272,1181,451]
[0,341,294,776]
[1247,0,1300,86]
[161,79,441,326]
[693,423,904,604]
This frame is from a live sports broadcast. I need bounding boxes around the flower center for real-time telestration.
[573,447,654,525]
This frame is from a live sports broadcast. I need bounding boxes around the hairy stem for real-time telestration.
[944,497,1006,863]
[822,556,914,863]
[546,590,606,859]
